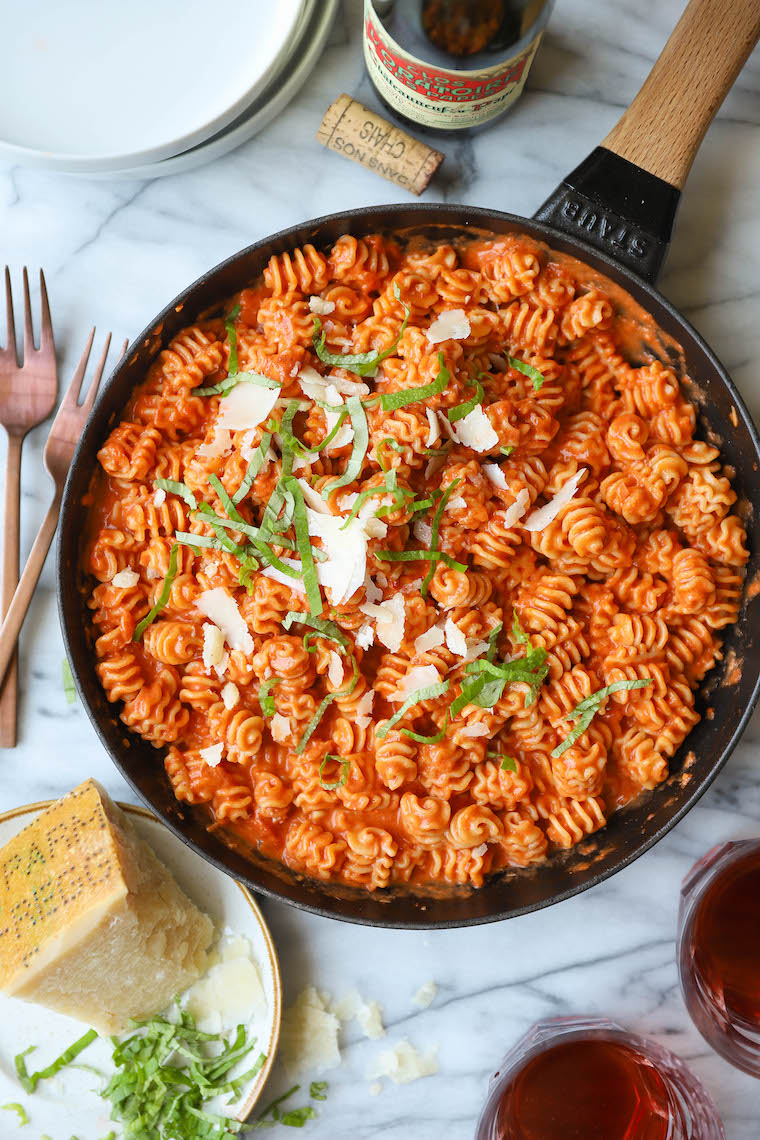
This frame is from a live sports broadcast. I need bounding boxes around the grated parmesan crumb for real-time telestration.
[412,981,437,1009]
[367,1039,439,1084]
[200,743,224,767]
[221,682,239,710]
[153,487,167,507]
[111,568,140,589]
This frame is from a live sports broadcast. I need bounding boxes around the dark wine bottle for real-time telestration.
[363,0,555,136]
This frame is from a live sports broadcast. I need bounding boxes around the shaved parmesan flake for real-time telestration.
[200,743,224,767]
[307,509,367,605]
[437,412,458,442]
[221,681,239,710]
[425,409,440,447]
[461,722,489,738]
[280,987,341,1078]
[214,650,229,680]
[503,488,531,529]
[185,937,266,1033]
[426,308,471,345]
[412,981,437,1009]
[360,593,405,652]
[204,560,220,578]
[364,575,383,605]
[271,713,292,743]
[112,568,139,589]
[262,561,306,594]
[447,495,467,511]
[389,664,440,703]
[197,427,233,458]
[464,638,489,663]
[472,843,488,857]
[197,588,254,654]
[444,618,468,658]
[523,468,587,531]
[202,623,226,670]
[298,477,331,514]
[327,650,344,688]
[358,1000,385,1040]
[298,365,327,401]
[356,622,375,650]
[217,382,279,432]
[413,521,432,548]
[146,566,161,581]
[453,405,499,452]
[309,296,335,315]
[153,487,167,507]
[367,1039,439,1084]
[414,625,445,654]
[355,689,375,729]
[482,462,508,490]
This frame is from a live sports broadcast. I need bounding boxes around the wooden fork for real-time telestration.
[0,330,126,695]
[0,268,58,746]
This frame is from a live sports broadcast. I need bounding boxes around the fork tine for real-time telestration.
[81,332,113,414]
[22,267,34,357]
[62,327,96,408]
[38,269,55,356]
[3,267,16,361]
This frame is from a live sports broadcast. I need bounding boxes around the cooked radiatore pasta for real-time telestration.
[81,232,747,893]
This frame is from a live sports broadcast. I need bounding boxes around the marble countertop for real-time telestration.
[2,1,760,1136]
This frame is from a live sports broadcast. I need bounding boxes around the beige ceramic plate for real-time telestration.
[0,799,282,1132]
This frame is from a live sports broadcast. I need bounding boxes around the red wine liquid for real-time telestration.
[494,1038,673,1140]
[689,848,760,1026]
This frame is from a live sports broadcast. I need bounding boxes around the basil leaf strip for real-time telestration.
[551,677,653,758]
[312,290,409,378]
[155,477,198,511]
[258,677,280,717]
[15,1029,97,1094]
[375,549,467,571]
[296,656,359,754]
[225,302,241,376]
[319,754,350,789]
[283,611,349,650]
[487,752,518,772]
[507,355,545,391]
[285,476,322,617]
[62,658,77,704]
[380,352,450,412]
[421,476,461,596]
[195,369,280,398]
[448,375,485,423]
[376,680,450,739]
[133,544,179,641]
[320,395,369,498]
[232,431,272,504]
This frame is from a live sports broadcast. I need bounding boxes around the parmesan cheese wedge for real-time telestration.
[0,780,213,1035]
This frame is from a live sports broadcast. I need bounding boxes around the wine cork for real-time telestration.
[316,94,444,196]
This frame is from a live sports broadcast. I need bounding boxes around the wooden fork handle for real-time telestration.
[0,489,62,690]
[0,434,23,748]
[602,0,760,189]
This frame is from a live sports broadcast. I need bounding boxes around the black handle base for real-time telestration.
[533,148,681,285]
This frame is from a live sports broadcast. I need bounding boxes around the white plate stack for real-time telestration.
[1,0,338,178]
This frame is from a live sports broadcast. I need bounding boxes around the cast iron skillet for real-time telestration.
[59,0,760,927]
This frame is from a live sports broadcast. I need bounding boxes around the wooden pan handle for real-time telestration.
[602,0,760,189]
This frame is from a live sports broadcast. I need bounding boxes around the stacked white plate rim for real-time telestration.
[0,0,338,178]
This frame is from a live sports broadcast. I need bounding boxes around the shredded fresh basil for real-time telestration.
[155,478,198,511]
[195,370,280,399]
[283,611,349,651]
[252,1085,316,1130]
[238,554,259,593]
[319,755,350,789]
[224,302,241,377]
[296,656,359,754]
[551,678,653,758]
[448,375,485,423]
[132,544,179,641]
[507,355,545,392]
[376,680,450,740]
[500,445,514,457]
[1,1103,29,1126]
[274,407,349,458]
[312,287,409,378]
[232,431,272,504]
[379,352,450,412]
[15,1029,98,1094]
[62,658,77,704]
[320,395,369,498]
[421,477,461,596]
[375,549,466,570]
[310,1081,328,1101]
[486,752,518,772]
[376,436,406,471]
[258,677,280,717]
[285,477,322,617]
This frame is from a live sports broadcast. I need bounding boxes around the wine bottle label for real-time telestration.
[316,95,444,195]
[364,3,544,130]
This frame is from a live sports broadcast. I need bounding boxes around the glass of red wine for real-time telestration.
[475,1015,725,1140]
[678,838,760,1078]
